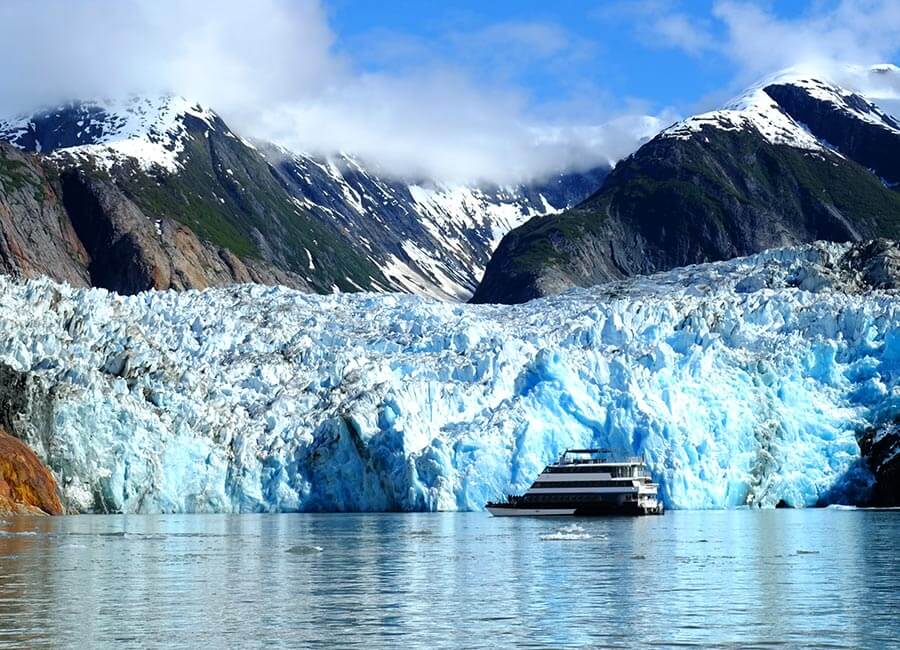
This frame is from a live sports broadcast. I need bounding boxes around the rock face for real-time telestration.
[858,419,900,506]
[58,168,310,294]
[0,429,63,515]
[0,140,312,294]
[473,68,900,304]
[0,143,90,286]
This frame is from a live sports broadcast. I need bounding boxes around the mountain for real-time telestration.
[0,96,607,300]
[264,147,607,299]
[0,96,378,294]
[0,241,897,512]
[473,65,900,304]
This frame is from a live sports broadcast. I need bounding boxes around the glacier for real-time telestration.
[0,242,898,513]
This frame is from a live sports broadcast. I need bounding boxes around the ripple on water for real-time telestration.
[0,511,896,648]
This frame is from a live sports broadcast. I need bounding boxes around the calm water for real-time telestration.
[0,510,897,648]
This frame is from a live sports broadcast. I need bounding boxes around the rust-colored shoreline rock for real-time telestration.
[0,429,63,516]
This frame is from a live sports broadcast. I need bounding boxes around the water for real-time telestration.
[0,510,897,648]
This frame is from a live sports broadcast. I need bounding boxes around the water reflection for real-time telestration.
[0,510,896,648]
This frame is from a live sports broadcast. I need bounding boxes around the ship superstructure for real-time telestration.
[486,449,663,516]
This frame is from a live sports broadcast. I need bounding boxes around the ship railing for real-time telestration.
[559,449,646,465]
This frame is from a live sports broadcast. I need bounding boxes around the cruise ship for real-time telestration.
[486,449,664,516]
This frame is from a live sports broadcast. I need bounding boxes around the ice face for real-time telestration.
[0,242,895,512]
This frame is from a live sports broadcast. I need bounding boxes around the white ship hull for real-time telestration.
[486,507,577,517]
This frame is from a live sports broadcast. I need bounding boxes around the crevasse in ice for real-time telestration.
[0,243,896,512]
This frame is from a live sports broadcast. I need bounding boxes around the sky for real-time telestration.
[1,0,900,184]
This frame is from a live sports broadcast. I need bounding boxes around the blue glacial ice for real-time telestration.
[0,242,897,512]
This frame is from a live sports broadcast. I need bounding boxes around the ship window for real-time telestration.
[530,480,635,488]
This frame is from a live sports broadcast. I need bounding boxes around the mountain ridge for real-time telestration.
[473,65,900,304]
[0,95,608,300]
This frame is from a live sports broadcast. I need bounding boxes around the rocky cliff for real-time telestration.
[0,429,63,516]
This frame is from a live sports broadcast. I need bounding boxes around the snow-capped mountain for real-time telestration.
[0,96,607,300]
[661,66,900,152]
[0,241,898,513]
[0,95,219,172]
[266,147,607,299]
[475,65,900,304]
[0,96,383,295]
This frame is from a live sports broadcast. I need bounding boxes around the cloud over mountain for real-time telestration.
[0,0,664,184]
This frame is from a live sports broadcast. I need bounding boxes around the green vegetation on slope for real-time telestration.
[474,126,900,303]
[107,118,387,293]
[0,153,44,203]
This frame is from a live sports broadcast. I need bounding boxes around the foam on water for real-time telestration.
[540,524,592,541]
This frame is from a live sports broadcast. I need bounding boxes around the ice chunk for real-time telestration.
[540,524,593,541]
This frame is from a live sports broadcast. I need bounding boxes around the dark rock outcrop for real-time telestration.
[858,419,900,506]
[58,169,310,294]
[0,143,90,286]
[0,142,313,294]
[842,238,900,289]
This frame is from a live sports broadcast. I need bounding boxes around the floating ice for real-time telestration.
[0,242,897,513]
[287,545,324,555]
[540,524,592,541]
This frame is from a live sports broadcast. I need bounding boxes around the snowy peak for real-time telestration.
[0,95,217,172]
[661,64,900,152]
[763,68,900,133]
[265,144,607,300]
[663,83,824,150]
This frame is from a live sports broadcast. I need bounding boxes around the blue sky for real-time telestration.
[325,1,877,120]
[2,1,900,182]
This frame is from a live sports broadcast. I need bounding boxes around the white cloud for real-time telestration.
[0,0,664,185]
[596,1,716,56]
[0,0,339,117]
[713,1,894,77]
[713,1,900,80]
[650,14,716,55]
[612,1,900,117]
[615,1,900,77]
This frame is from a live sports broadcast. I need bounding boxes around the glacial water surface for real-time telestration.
[0,510,897,648]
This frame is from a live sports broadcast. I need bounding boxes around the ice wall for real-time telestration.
[0,242,896,512]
